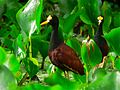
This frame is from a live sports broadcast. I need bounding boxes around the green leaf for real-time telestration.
[15,34,27,58]
[30,58,39,66]
[105,27,120,55]
[77,0,101,25]
[58,0,77,15]
[66,38,81,56]
[18,83,63,90]
[63,12,79,34]
[5,0,22,23]
[0,47,6,65]
[31,36,49,58]
[50,85,63,90]
[101,1,112,33]
[81,38,102,67]
[73,73,86,83]
[115,58,120,70]
[4,54,20,75]
[10,24,19,38]
[36,0,43,33]
[0,0,6,18]
[23,58,39,78]
[16,0,41,37]
[0,65,17,90]
[112,12,120,28]
[86,71,120,90]
[92,68,107,81]
[45,72,81,90]
[2,38,13,50]
[17,34,25,52]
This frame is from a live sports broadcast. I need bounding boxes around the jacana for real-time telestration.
[94,16,109,60]
[41,15,84,75]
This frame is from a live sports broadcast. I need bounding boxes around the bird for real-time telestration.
[40,15,84,75]
[94,16,109,61]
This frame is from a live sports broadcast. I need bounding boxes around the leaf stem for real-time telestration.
[18,73,28,86]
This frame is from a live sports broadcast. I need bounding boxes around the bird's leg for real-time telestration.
[41,58,45,69]
[93,56,108,72]
[64,71,69,79]
[51,64,56,73]
[31,75,40,82]
[98,56,107,68]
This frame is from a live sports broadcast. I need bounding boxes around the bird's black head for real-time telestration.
[41,15,59,30]
[49,15,59,27]
[48,15,59,30]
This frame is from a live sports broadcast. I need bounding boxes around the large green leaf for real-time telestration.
[58,0,77,15]
[101,1,112,33]
[0,47,6,65]
[77,0,101,25]
[66,37,81,56]
[23,58,39,78]
[81,38,102,67]
[16,0,42,37]
[31,35,49,58]
[105,27,120,55]
[4,54,20,75]
[45,72,82,90]
[18,83,63,90]
[112,12,120,28]
[62,12,80,34]
[0,65,17,90]
[86,71,120,90]
[36,0,43,33]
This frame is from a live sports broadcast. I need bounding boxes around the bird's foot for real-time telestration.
[98,56,107,68]
[64,71,69,79]
[93,56,107,72]
[51,64,56,73]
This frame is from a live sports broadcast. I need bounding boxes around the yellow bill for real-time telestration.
[40,20,49,26]
[40,15,52,26]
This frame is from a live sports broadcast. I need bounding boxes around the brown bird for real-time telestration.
[94,16,109,60]
[41,15,84,75]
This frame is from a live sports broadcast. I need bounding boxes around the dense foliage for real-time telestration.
[1,0,120,90]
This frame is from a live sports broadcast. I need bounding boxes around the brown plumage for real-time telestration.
[41,15,84,75]
[48,43,84,75]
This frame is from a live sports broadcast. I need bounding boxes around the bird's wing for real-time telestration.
[54,43,84,74]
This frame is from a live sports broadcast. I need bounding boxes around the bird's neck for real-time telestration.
[95,22,103,37]
[49,27,64,51]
